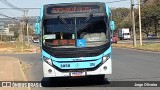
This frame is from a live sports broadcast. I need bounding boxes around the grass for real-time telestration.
[14,42,30,52]
[0,41,31,53]
[112,43,160,52]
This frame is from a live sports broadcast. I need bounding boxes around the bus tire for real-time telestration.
[89,75,105,81]
[41,77,53,87]
[97,75,105,81]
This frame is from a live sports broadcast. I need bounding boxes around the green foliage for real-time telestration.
[135,2,160,36]
[23,24,34,36]
[14,30,19,38]
[112,8,130,29]
[112,0,160,37]
[9,24,20,39]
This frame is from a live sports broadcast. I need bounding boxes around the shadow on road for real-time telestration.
[41,77,110,87]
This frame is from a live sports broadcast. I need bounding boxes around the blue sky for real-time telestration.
[0,0,137,17]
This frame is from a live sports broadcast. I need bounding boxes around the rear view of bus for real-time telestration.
[36,2,115,80]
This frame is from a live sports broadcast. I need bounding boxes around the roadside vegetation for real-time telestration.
[111,0,160,52]
[112,43,160,52]
[0,41,28,53]
[112,0,160,38]
[0,41,39,54]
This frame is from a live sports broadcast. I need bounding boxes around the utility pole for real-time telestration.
[23,9,29,45]
[27,21,30,46]
[131,0,137,47]
[25,9,29,46]
[20,19,24,52]
[138,0,142,46]
[20,9,28,52]
[1,34,2,42]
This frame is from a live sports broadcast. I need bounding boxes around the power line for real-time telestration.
[0,0,129,9]
[0,12,18,20]
[0,0,127,19]
[1,0,18,8]
[0,0,23,19]
[106,0,128,3]
[0,0,23,11]
[0,8,40,10]
[0,1,39,22]
[1,9,17,17]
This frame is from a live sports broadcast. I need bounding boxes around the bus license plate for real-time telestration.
[71,72,85,76]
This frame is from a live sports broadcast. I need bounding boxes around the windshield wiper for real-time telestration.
[85,13,93,22]
[78,13,93,30]
[57,15,73,31]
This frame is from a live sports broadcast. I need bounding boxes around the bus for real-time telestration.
[35,1,115,81]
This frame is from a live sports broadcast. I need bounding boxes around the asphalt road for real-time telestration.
[1,47,160,90]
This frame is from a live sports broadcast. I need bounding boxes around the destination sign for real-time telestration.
[53,39,75,46]
[47,5,102,14]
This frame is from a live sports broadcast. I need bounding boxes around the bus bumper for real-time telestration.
[43,59,112,77]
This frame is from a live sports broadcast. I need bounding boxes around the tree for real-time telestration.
[135,1,160,37]
[9,23,20,39]
[112,8,130,29]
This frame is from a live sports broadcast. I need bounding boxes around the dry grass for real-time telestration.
[0,42,29,49]
[0,41,39,53]
[112,43,160,52]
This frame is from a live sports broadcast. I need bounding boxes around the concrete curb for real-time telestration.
[10,57,32,90]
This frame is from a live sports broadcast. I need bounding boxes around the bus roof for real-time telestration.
[40,1,111,19]
[43,1,107,5]
[44,2,105,6]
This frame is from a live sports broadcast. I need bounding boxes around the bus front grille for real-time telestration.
[42,42,110,58]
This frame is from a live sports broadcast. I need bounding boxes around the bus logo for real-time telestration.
[75,63,79,68]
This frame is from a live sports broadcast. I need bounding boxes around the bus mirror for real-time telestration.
[35,23,40,35]
[110,21,115,31]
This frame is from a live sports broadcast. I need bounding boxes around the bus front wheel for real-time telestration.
[89,75,105,81]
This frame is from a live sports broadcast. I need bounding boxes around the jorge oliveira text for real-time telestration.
[134,82,158,87]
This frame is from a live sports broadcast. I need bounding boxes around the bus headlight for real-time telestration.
[43,56,52,66]
[102,54,110,64]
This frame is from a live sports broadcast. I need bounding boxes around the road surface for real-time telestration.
[1,48,160,90]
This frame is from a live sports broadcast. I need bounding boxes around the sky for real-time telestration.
[0,0,138,17]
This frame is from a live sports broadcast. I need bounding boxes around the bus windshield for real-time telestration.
[43,16,109,47]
